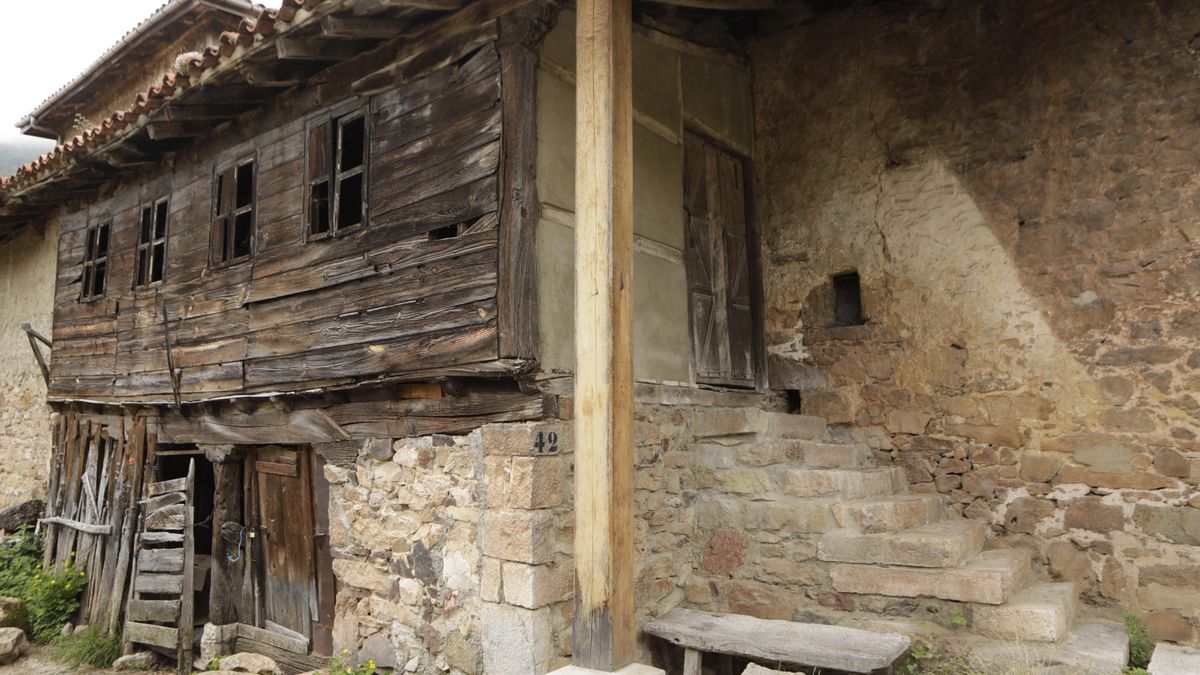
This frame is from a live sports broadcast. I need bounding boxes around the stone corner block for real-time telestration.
[481,421,574,457]
[502,560,572,609]
[482,510,558,564]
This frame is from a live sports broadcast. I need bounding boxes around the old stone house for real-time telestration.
[0,0,1196,673]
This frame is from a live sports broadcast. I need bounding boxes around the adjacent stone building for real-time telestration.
[0,220,56,509]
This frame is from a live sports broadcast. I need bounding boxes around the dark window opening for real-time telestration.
[832,271,865,326]
[136,197,169,286]
[81,220,111,300]
[429,223,462,241]
[785,389,802,414]
[212,158,255,265]
[307,110,367,240]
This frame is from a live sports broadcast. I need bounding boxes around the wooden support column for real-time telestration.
[572,0,635,670]
[204,445,245,626]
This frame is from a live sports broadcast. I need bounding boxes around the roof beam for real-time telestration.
[161,102,252,121]
[351,0,465,11]
[238,62,307,87]
[146,122,211,140]
[276,38,372,61]
[321,15,410,39]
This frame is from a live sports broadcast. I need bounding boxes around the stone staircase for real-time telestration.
[690,407,1129,673]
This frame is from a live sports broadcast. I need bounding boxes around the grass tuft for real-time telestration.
[52,624,122,669]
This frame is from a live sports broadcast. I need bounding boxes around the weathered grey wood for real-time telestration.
[643,609,912,675]
[127,599,180,624]
[134,573,184,595]
[144,492,186,513]
[144,504,186,531]
[237,622,309,654]
[125,621,179,650]
[179,460,195,674]
[683,648,701,675]
[157,408,350,445]
[146,478,187,497]
[38,516,112,534]
[137,547,184,573]
[140,531,184,545]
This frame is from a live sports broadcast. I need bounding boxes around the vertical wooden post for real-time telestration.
[572,0,634,669]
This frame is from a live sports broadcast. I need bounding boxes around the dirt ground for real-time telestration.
[0,644,173,674]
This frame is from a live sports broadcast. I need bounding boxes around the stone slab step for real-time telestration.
[973,582,1077,643]
[690,408,827,442]
[787,440,875,470]
[761,412,828,441]
[780,467,906,499]
[818,519,986,567]
[968,620,1128,674]
[1150,643,1200,675]
[832,494,947,533]
[830,548,1033,605]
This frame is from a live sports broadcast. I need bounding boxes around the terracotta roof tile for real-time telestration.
[0,0,327,196]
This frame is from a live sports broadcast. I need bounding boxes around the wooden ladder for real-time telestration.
[122,460,196,674]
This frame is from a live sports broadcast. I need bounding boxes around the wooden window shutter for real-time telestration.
[212,167,234,264]
[683,133,756,386]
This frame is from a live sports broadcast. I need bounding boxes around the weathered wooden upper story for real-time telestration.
[36,0,548,405]
[8,0,760,407]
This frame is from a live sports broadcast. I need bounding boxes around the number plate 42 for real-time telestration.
[532,431,559,455]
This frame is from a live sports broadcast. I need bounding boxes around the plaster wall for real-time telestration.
[0,222,57,509]
[535,12,753,383]
[752,0,1200,641]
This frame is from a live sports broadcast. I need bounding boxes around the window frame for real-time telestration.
[304,104,369,242]
[134,195,170,288]
[210,154,258,268]
[79,219,112,302]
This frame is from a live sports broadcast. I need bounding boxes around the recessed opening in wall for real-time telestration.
[785,389,802,413]
[429,223,462,241]
[832,271,865,326]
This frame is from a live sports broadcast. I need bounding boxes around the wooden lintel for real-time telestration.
[276,37,372,61]
[572,0,636,670]
[321,15,410,39]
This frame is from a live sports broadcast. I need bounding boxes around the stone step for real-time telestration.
[818,519,986,567]
[1150,643,1200,675]
[761,412,828,441]
[973,582,1077,643]
[968,620,1128,674]
[790,441,875,470]
[830,549,1033,605]
[690,408,827,442]
[780,467,907,499]
[831,494,947,533]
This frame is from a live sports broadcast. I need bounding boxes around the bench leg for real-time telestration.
[683,648,702,675]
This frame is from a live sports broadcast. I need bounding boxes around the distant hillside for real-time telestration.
[0,137,55,176]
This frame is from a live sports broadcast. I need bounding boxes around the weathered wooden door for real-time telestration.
[683,132,756,386]
[252,446,315,640]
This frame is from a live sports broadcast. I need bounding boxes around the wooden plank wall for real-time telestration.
[42,412,149,633]
[48,40,508,403]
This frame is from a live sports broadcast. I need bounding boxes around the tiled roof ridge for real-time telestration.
[0,0,327,196]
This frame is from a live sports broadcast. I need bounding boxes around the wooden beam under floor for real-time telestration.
[571,0,635,670]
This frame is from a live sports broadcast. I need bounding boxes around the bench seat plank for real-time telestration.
[643,608,911,674]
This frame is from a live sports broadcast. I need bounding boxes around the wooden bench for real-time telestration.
[643,608,911,675]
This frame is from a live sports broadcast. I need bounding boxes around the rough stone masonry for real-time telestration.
[751,0,1200,644]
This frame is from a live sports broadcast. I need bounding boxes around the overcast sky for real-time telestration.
[0,1,280,144]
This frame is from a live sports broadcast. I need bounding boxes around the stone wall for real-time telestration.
[322,396,777,673]
[751,0,1200,643]
[0,222,57,509]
